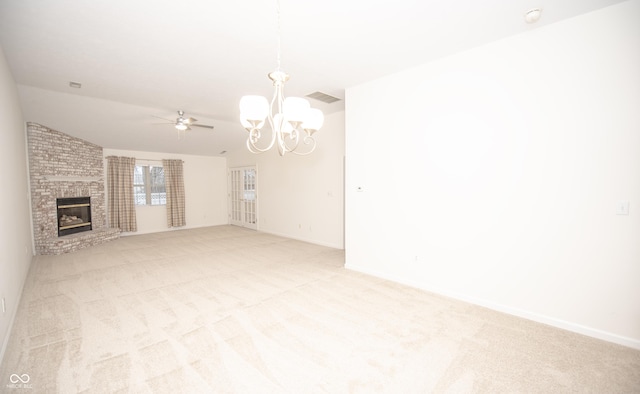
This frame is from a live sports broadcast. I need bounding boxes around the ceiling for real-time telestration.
[0,0,626,156]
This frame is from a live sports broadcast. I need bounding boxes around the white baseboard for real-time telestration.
[345,263,640,350]
[258,228,343,250]
[0,257,33,365]
[118,224,345,250]
[119,222,229,237]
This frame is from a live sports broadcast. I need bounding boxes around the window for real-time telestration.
[134,165,166,205]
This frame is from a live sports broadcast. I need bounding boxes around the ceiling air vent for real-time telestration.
[306,91,341,104]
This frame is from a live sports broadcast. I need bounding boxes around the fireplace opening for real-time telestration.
[57,197,92,236]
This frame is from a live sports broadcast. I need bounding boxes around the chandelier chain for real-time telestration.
[276,0,282,71]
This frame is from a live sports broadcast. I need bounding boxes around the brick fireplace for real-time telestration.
[27,123,120,255]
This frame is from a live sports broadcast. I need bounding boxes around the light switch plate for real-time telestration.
[616,201,630,215]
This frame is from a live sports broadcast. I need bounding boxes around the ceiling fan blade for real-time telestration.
[184,117,197,124]
[191,124,215,129]
[151,115,175,122]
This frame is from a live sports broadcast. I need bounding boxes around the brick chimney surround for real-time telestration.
[27,123,120,255]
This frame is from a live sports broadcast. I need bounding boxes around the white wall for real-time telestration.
[103,149,228,235]
[345,1,640,348]
[226,111,345,249]
[0,45,33,362]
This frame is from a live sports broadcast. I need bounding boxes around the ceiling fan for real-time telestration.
[153,110,214,131]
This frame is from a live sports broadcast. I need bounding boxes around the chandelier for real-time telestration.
[239,0,324,156]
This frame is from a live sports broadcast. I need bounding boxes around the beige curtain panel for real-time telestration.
[107,156,137,232]
[163,159,186,228]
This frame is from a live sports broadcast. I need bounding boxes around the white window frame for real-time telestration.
[134,165,166,206]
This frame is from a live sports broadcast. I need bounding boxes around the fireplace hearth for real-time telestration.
[57,197,92,236]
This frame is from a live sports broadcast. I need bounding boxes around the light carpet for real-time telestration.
[1,225,639,393]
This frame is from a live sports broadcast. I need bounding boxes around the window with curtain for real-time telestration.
[106,156,137,232]
[134,165,166,205]
[162,159,186,228]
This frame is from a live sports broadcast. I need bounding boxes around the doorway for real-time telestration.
[229,166,257,230]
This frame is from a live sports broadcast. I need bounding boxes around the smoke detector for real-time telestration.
[524,8,542,24]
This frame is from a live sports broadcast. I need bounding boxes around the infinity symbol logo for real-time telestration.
[9,373,30,383]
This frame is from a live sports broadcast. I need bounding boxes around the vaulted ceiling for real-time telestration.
[0,0,626,156]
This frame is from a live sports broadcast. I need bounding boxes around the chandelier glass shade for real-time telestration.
[239,2,324,156]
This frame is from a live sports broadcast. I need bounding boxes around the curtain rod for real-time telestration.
[106,156,184,163]
[135,158,184,163]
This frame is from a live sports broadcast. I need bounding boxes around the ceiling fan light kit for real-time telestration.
[239,0,324,156]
